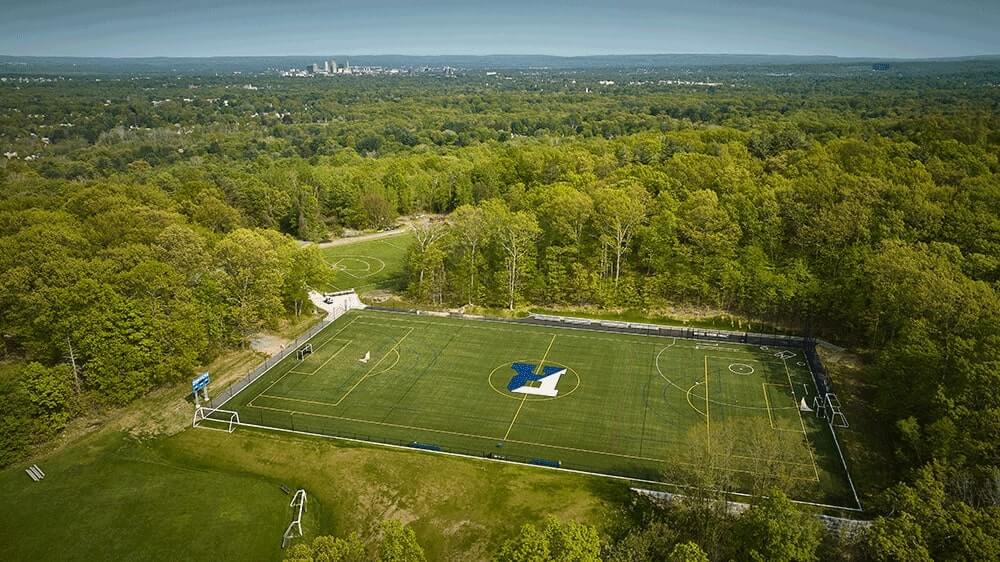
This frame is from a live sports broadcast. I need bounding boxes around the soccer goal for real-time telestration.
[281,489,307,549]
[296,343,313,361]
[813,393,849,428]
[192,407,240,433]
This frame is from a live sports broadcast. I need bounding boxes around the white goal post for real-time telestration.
[813,393,849,428]
[193,407,240,433]
[282,489,307,548]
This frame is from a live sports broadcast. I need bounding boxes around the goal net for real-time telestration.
[813,393,849,428]
[193,407,240,433]
[297,343,313,361]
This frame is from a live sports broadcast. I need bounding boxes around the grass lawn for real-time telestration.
[0,427,619,561]
[322,232,413,295]
[217,309,858,509]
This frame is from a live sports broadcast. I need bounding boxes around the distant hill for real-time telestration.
[1,53,998,75]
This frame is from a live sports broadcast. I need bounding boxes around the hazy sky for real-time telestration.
[1,0,998,58]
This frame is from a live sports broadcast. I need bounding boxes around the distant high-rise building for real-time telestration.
[308,63,319,74]
[328,59,337,74]
[323,61,331,74]
[344,60,350,74]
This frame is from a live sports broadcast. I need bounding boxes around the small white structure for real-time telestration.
[799,397,814,412]
[359,351,370,364]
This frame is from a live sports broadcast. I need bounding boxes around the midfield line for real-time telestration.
[505,334,557,440]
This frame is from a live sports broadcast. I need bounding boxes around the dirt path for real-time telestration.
[315,225,410,248]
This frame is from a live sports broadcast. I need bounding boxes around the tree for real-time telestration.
[215,229,286,340]
[377,519,426,562]
[734,490,823,562]
[534,183,593,246]
[408,221,448,303]
[483,199,540,310]
[359,191,396,230]
[282,521,423,562]
[495,518,601,562]
[593,187,649,285]
[667,541,710,562]
[282,245,333,316]
[864,513,933,562]
[448,204,487,304]
[21,362,75,427]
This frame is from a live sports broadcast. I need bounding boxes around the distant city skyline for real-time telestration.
[2,0,998,59]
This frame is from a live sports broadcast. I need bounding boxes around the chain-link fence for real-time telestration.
[208,319,332,409]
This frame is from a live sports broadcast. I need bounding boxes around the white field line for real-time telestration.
[359,310,804,353]
[211,419,864,513]
[803,359,864,511]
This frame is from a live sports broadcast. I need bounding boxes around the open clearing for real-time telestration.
[218,309,857,508]
[322,232,413,294]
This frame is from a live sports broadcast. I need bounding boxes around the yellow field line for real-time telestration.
[504,334,557,440]
[783,358,821,481]
[257,393,338,407]
[304,339,352,375]
[763,383,775,429]
[504,396,528,440]
[245,402,818,481]
[704,356,711,455]
[248,403,503,441]
[333,327,413,406]
[536,334,557,373]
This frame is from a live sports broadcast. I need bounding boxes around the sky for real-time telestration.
[1,0,998,59]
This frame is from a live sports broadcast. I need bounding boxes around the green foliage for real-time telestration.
[494,517,601,562]
[377,519,426,562]
[283,520,424,562]
[734,490,823,562]
[667,541,710,562]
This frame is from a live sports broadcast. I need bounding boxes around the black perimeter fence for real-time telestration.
[204,305,842,501]
[365,305,835,397]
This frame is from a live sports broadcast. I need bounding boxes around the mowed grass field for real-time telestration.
[220,309,857,508]
[322,232,413,294]
[0,428,617,561]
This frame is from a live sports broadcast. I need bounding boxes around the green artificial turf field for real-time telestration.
[322,232,413,294]
[216,309,857,509]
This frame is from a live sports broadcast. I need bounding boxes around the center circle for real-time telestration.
[330,255,386,278]
[729,363,755,375]
[488,360,580,402]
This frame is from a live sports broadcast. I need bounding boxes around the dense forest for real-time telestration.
[2,61,1000,559]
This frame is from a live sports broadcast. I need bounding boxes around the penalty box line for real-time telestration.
[333,327,413,407]
[247,317,360,408]
[291,339,353,376]
[783,357,821,481]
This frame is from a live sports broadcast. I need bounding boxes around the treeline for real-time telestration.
[0,170,330,465]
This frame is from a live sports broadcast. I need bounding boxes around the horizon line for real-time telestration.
[2,52,999,61]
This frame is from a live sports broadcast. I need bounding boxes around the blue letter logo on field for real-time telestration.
[507,362,565,397]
